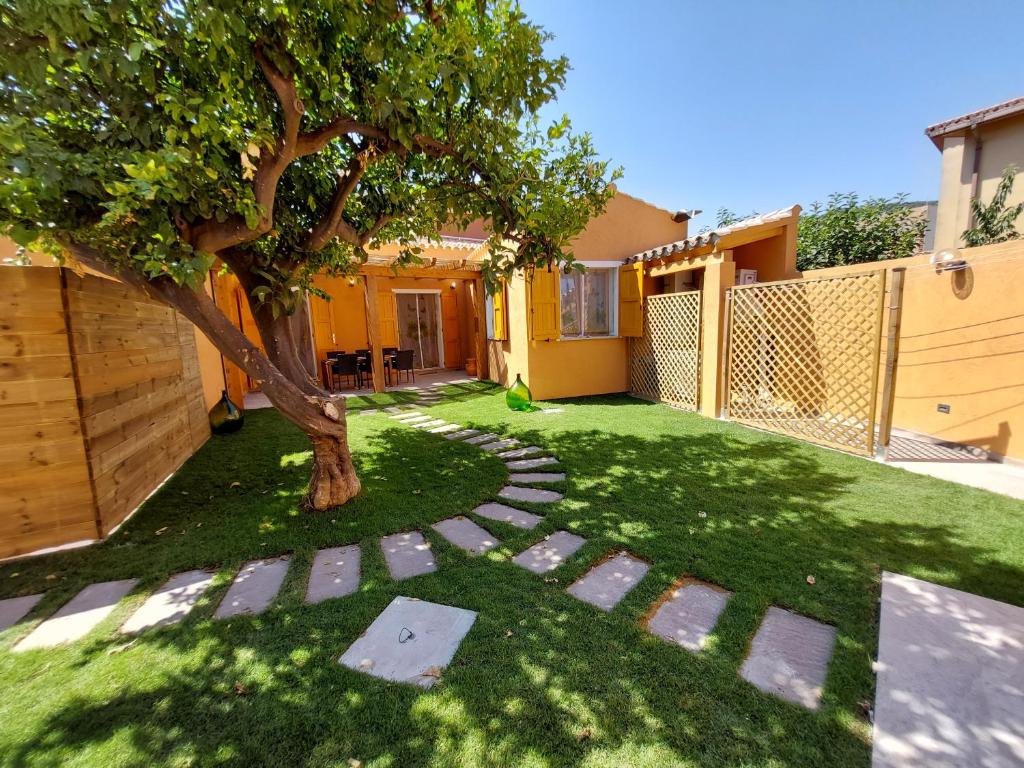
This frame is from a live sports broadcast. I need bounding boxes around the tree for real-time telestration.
[962,165,1023,246]
[795,193,926,271]
[0,0,618,509]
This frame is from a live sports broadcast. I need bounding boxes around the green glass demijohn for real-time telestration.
[506,373,533,412]
[209,389,245,434]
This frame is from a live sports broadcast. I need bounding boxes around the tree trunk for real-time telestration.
[308,432,362,509]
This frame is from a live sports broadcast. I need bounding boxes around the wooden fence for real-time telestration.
[1,267,209,559]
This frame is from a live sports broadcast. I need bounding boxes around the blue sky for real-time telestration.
[520,0,1024,221]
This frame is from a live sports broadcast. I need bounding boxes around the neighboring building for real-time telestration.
[927,96,1024,250]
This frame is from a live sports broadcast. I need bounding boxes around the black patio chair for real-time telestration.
[393,349,415,384]
[356,350,373,388]
[331,353,359,390]
[382,346,398,385]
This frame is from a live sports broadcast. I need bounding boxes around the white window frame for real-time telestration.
[485,293,496,340]
[559,261,619,340]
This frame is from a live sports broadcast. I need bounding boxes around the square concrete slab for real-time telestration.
[506,456,559,471]
[381,531,437,580]
[497,446,544,459]
[499,485,563,504]
[512,531,586,574]
[445,429,480,441]
[339,596,477,688]
[647,580,732,653]
[121,570,215,634]
[0,594,43,632]
[15,579,139,651]
[508,472,566,484]
[872,572,1024,768]
[472,502,543,530]
[306,545,361,604]
[432,517,500,555]
[479,438,519,452]
[740,606,836,710]
[214,557,290,619]
[464,432,500,445]
[429,423,462,434]
[568,553,650,611]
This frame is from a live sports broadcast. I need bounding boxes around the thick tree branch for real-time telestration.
[304,150,371,250]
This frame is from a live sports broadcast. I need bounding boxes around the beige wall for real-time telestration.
[933,114,1024,250]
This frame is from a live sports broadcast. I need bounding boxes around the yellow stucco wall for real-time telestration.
[933,113,1024,250]
[805,241,1024,460]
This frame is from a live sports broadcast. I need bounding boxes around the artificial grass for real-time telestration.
[1,381,1022,767]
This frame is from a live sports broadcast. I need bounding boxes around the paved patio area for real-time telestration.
[885,433,1024,501]
[243,370,476,410]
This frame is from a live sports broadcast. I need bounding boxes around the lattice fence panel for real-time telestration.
[726,272,885,456]
[630,291,702,410]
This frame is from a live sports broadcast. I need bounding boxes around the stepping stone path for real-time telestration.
[15,579,138,651]
[381,532,437,580]
[121,570,215,634]
[740,606,836,710]
[0,594,43,633]
[429,423,462,434]
[306,546,360,604]
[412,419,447,430]
[506,456,559,471]
[513,531,586,574]
[509,472,565,484]
[647,579,731,653]
[499,485,563,504]
[214,557,290,619]
[389,410,421,419]
[339,596,477,688]
[432,517,500,555]
[568,552,649,612]
[464,432,499,445]
[472,502,543,530]
[399,415,433,425]
[497,446,544,459]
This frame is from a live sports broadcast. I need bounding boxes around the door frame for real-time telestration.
[392,288,445,368]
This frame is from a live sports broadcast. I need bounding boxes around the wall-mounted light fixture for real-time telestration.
[348,277,356,286]
[449,281,457,290]
[930,248,967,273]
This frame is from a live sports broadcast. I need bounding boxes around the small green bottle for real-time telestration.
[209,390,245,434]
[506,373,533,412]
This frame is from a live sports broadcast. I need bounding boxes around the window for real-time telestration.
[485,293,495,339]
[559,267,617,338]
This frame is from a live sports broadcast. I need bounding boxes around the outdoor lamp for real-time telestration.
[930,248,967,273]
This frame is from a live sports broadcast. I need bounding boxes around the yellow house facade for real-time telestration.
[927,96,1024,250]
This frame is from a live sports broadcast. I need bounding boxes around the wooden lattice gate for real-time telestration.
[630,291,702,410]
[724,272,886,456]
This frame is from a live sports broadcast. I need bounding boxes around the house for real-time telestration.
[927,96,1024,250]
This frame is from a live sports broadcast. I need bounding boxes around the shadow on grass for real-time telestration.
[5,401,1024,768]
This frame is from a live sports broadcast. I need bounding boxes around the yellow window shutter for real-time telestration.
[618,264,644,337]
[378,289,398,346]
[491,283,507,341]
[529,267,560,341]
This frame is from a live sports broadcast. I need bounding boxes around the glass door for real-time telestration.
[395,292,442,369]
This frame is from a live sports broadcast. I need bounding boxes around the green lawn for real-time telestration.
[1,382,1022,768]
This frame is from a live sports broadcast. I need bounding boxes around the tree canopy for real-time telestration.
[962,165,1023,247]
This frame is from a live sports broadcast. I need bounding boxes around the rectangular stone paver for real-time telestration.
[508,472,566,484]
[214,557,291,619]
[306,545,361,604]
[390,410,421,419]
[512,531,586,574]
[872,571,1024,768]
[15,579,139,651]
[472,502,544,530]
[0,594,43,632]
[339,596,477,688]
[445,429,480,441]
[432,517,500,555]
[740,606,836,710]
[381,531,437,580]
[121,570,215,634]
[497,446,544,459]
[499,485,563,504]
[647,580,732,653]
[412,419,447,430]
[429,424,462,434]
[479,439,519,453]
[568,553,650,611]
[464,432,499,445]
[506,456,559,471]
[384,406,403,414]
[399,415,433,425]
